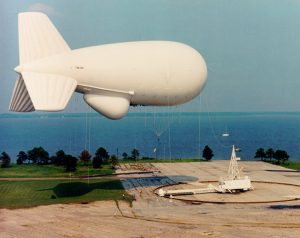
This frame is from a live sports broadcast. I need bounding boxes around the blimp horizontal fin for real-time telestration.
[9,76,35,112]
[10,72,77,112]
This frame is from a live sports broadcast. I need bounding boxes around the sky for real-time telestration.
[1,0,300,113]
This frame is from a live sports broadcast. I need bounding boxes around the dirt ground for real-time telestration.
[1,161,300,238]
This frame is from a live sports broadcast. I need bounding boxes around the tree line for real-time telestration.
[0,144,215,170]
[254,147,289,164]
[0,147,143,171]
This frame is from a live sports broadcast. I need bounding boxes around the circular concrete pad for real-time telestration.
[157,181,300,203]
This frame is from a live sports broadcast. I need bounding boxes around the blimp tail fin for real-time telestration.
[18,12,70,65]
[9,76,35,112]
[10,72,77,112]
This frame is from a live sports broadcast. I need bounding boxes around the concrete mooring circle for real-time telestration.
[155,181,300,204]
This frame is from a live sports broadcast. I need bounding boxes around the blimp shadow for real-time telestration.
[37,180,123,198]
[36,175,197,198]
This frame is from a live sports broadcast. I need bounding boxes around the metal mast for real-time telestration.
[227,145,240,179]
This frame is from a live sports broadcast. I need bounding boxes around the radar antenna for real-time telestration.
[227,145,241,180]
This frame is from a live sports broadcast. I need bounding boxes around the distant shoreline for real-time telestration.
[1,111,300,119]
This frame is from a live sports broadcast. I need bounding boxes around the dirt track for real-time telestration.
[1,161,300,238]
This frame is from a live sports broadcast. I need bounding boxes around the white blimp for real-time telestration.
[10,12,207,119]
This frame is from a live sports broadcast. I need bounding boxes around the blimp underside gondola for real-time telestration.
[10,12,207,119]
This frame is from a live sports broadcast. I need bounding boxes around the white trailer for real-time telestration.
[158,184,218,197]
[218,176,252,193]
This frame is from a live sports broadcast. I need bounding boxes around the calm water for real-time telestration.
[1,112,300,162]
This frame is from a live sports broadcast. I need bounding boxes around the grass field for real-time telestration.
[0,159,206,178]
[280,161,300,170]
[0,178,131,209]
[0,164,114,178]
[263,160,300,171]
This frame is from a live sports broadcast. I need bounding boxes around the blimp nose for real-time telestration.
[188,51,208,98]
[198,56,208,89]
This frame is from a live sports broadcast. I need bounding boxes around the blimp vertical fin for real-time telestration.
[18,12,70,64]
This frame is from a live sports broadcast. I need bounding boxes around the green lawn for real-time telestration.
[0,178,131,209]
[0,159,206,178]
[0,164,114,178]
[280,161,300,171]
[263,160,300,171]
